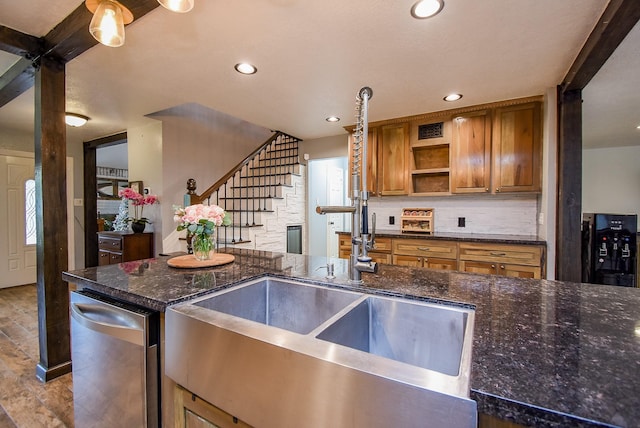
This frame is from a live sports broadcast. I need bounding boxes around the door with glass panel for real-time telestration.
[0,153,36,288]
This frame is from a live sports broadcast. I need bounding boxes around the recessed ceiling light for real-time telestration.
[326,116,340,122]
[411,0,444,19]
[234,63,257,75]
[443,93,463,102]
[65,113,90,127]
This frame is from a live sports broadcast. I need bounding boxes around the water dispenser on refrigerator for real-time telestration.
[582,213,637,287]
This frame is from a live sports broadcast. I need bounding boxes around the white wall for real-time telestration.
[154,103,274,252]
[128,121,163,255]
[583,145,640,227]
[299,134,348,163]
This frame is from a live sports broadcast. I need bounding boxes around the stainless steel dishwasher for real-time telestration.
[70,290,160,427]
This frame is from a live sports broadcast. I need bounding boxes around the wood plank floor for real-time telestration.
[0,285,74,427]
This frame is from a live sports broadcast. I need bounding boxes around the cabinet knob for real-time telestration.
[500,265,505,269]
[495,188,500,192]
[491,264,496,268]
[112,242,118,246]
[100,253,107,257]
[485,188,489,192]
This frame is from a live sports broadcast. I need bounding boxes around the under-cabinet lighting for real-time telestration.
[326,116,340,122]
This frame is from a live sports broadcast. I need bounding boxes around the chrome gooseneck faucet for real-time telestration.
[316,87,378,283]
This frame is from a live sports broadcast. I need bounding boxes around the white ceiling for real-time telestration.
[0,0,635,150]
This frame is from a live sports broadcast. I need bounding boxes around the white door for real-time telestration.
[0,152,36,288]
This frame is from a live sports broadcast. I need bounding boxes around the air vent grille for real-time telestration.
[417,122,444,140]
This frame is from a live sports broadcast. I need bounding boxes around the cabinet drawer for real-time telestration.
[98,250,111,266]
[459,243,543,267]
[98,236,122,251]
[392,239,457,259]
[369,251,392,264]
[371,237,392,253]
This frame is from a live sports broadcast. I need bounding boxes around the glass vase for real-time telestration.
[192,232,215,261]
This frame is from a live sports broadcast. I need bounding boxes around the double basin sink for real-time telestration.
[166,277,477,427]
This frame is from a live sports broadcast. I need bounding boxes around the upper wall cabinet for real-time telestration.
[492,102,542,193]
[344,95,543,197]
[450,101,542,194]
[450,110,492,194]
[378,123,409,195]
[409,118,452,195]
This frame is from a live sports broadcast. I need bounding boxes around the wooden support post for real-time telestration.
[555,88,582,283]
[34,56,71,382]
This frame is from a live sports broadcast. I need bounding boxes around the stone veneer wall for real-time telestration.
[233,165,306,253]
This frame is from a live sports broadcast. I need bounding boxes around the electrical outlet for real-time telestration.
[389,216,395,225]
[73,198,83,207]
[458,217,466,227]
[538,213,544,225]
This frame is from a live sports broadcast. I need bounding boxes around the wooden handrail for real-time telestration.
[188,131,293,205]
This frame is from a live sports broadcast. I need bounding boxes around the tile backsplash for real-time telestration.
[368,194,539,236]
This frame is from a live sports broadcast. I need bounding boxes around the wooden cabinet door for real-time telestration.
[98,250,111,266]
[424,257,458,271]
[451,110,492,193]
[369,252,392,264]
[175,385,252,428]
[392,254,424,267]
[349,128,378,196]
[379,123,409,195]
[500,264,541,279]
[492,102,541,193]
[459,260,498,275]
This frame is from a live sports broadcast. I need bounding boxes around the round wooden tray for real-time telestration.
[167,253,235,268]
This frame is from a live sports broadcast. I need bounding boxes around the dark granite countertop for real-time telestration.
[63,248,638,427]
[337,229,547,245]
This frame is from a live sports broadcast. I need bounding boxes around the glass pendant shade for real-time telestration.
[158,0,194,13]
[87,0,133,47]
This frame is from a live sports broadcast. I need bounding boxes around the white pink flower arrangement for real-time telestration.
[118,187,159,224]
[174,204,230,234]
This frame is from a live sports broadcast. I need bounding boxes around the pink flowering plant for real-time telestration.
[118,187,159,224]
[174,204,231,257]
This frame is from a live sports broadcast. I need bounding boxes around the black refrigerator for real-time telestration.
[582,213,637,287]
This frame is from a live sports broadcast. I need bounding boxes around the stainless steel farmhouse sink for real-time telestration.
[192,277,362,334]
[316,295,468,377]
[166,277,477,427]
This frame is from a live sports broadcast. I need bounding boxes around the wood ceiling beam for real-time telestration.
[0,57,37,106]
[561,0,640,92]
[0,0,160,108]
[0,25,42,57]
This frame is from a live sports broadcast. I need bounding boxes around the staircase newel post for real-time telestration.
[184,178,197,254]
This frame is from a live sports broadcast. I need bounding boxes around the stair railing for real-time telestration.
[183,130,301,252]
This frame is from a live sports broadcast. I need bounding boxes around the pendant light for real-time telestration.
[86,0,133,47]
[157,0,194,13]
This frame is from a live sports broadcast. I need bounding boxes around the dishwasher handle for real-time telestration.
[71,302,146,346]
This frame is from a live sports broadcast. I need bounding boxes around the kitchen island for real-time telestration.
[63,248,640,428]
